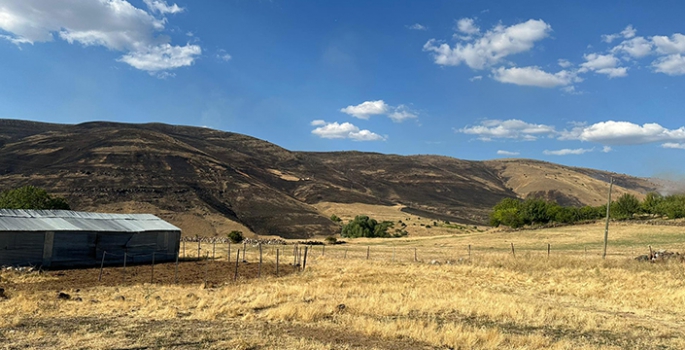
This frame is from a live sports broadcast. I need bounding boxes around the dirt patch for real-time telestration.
[4,261,299,292]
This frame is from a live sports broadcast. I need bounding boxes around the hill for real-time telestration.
[0,119,658,238]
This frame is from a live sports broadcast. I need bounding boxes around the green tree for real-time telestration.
[0,186,70,210]
[641,192,663,215]
[489,198,524,228]
[612,193,641,220]
[330,214,342,223]
[227,230,244,243]
[521,198,552,225]
[341,215,395,238]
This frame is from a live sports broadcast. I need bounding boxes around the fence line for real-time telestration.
[91,241,662,285]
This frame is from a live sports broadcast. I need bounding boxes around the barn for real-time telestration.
[0,209,181,268]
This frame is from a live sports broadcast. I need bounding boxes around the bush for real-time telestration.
[330,214,342,223]
[341,215,396,238]
[0,186,70,210]
[324,236,338,244]
[227,230,244,243]
[612,193,641,220]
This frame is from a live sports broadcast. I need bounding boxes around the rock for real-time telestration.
[113,295,125,302]
[74,297,83,302]
[336,304,346,312]
[57,292,71,300]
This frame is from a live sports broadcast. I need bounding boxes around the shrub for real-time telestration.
[324,236,338,244]
[0,186,70,210]
[330,214,342,223]
[341,215,395,238]
[612,193,641,220]
[227,230,244,243]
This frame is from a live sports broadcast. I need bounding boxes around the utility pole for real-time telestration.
[602,177,614,259]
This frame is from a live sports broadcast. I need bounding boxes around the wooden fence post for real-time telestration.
[649,245,654,261]
[276,248,279,276]
[122,252,127,283]
[174,253,179,284]
[98,251,107,282]
[242,242,247,262]
[366,246,370,260]
[258,243,263,278]
[197,241,201,260]
[183,241,186,258]
[212,241,216,260]
[344,248,347,259]
[204,252,209,286]
[151,252,155,284]
[234,249,240,281]
[468,244,471,259]
[510,243,515,258]
[302,246,308,271]
[293,245,297,265]
[227,242,231,262]
[547,243,551,258]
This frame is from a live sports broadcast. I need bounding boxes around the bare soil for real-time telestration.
[4,261,299,292]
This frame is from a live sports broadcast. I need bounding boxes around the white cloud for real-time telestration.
[469,75,483,81]
[216,49,232,62]
[388,105,418,122]
[570,121,685,145]
[579,53,628,77]
[652,54,685,75]
[497,150,520,156]
[652,33,685,54]
[492,66,580,88]
[340,100,390,119]
[602,25,637,43]
[340,100,417,123]
[408,23,427,31]
[311,121,385,141]
[310,120,326,126]
[602,146,612,153]
[143,0,184,15]
[423,19,551,69]
[0,0,199,74]
[612,37,653,58]
[456,18,479,35]
[118,43,201,72]
[662,143,685,149]
[460,119,556,141]
[558,59,572,68]
[621,25,637,39]
[543,148,594,156]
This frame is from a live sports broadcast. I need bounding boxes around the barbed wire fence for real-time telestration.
[89,239,665,285]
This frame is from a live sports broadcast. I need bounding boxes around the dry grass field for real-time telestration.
[2,221,685,349]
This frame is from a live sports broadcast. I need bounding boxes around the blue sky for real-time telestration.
[2,1,685,178]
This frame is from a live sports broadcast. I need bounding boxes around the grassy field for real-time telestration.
[2,221,685,349]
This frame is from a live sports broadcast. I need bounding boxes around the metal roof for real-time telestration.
[0,209,181,233]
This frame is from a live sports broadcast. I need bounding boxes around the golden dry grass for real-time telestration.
[2,222,685,349]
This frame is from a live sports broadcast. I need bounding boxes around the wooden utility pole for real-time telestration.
[602,177,614,259]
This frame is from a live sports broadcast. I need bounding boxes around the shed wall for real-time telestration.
[0,232,44,266]
[1,230,180,268]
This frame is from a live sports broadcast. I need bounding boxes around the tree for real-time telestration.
[0,186,70,210]
[612,193,640,220]
[489,198,524,228]
[641,192,663,215]
[341,215,395,238]
[330,214,342,223]
[227,230,244,243]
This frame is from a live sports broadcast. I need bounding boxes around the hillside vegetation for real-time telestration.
[0,119,657,239]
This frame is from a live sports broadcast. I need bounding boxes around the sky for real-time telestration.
[2,0,685,178]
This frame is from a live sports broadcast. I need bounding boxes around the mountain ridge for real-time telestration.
[0,119,658,238]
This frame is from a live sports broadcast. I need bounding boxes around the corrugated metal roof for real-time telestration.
[0,209,180,233]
